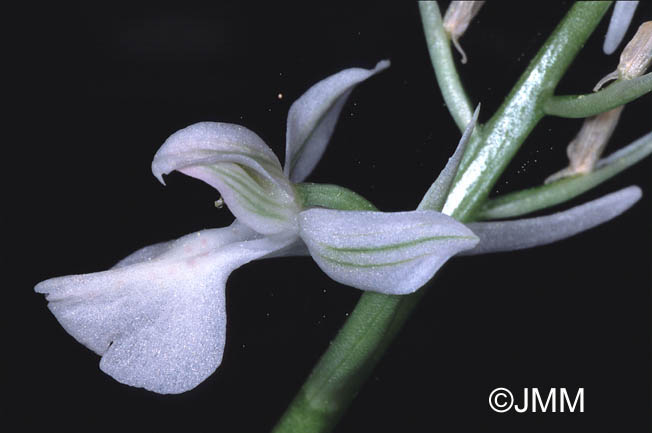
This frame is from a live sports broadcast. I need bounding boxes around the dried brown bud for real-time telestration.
[617,21,652,79]
[550,22,650,182]
[595,21,652,91]
[443,1,485,64]
[545,106,624,183]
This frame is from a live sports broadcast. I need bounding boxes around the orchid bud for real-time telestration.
[545,106,624,183]
[443,1,485,64]
[595,21,652,91]
[617,21,652,78]
[549,22,651,183]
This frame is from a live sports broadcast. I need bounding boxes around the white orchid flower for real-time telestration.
[35,59,643,395]
[36,60,478,394]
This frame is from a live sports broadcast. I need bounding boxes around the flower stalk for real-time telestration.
[442,1,485,64]
[419,1,474,132]
[544,72,652,118]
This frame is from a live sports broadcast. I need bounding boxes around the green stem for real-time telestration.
[544,73,652,118]
[443,1,611,218]
[272,3,610,432]
[478,131,652,219]
[419,1,474,132]
[271,291,421,432]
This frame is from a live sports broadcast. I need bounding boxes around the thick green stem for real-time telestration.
[443,1,610,218]
[272,3,610,432]
[544,73,652,118]
[419,1,474,132]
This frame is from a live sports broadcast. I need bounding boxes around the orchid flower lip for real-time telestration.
[34,221,297,394]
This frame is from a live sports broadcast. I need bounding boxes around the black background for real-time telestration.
[11,2,651,432]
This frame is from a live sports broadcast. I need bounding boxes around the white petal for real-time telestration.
[113,220,257,268]
[418,104,480,212]
[152,122,300,234]
[35,225,293,394]
[464,186,641,255]
[264,237,310,258]
[604,1,639,55]
[299,209,478,295]
[284,60,390,182]
[112,240,173,269]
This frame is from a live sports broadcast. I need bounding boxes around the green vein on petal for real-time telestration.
[319,235,477,253]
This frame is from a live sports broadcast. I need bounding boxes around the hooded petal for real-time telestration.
[298,209,478,295]
[35,223,294,394]
[604,1,639,55]
[153,122,300,234]
[284,60,390,182]
[463,186,641,255]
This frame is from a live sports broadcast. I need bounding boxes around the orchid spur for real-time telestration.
[35,57,643,396]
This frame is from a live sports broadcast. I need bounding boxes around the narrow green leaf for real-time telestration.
[544,73,652,118]
[419,1,474,132]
